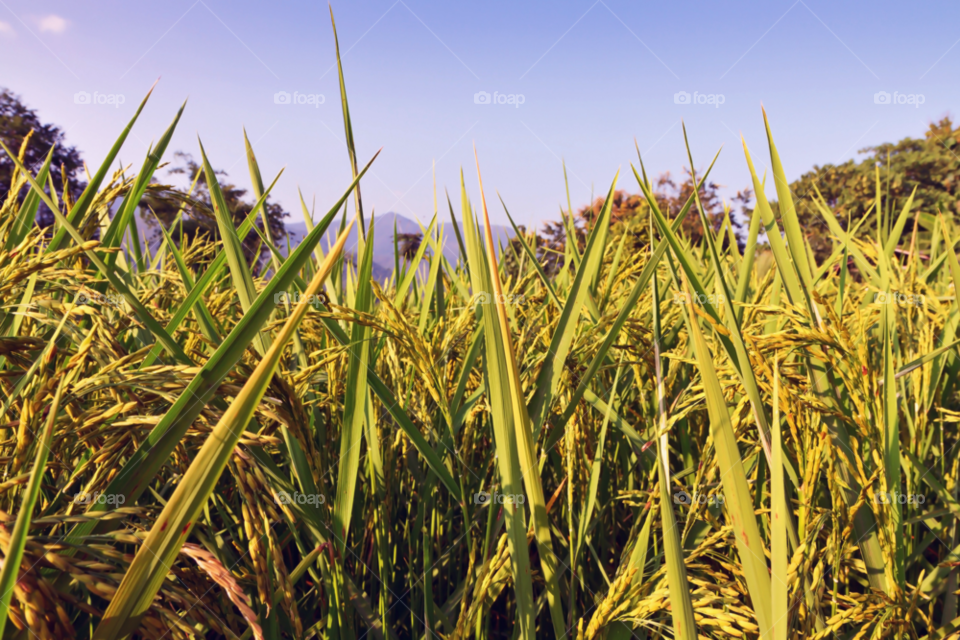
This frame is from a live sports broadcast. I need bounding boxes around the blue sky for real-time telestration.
[1,0,958,229]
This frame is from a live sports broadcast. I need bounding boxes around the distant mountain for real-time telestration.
[284,212,515,279]
[125,210,507,282]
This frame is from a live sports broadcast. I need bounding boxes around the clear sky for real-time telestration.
[1,0,958,229]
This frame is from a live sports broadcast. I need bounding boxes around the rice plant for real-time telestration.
[1,16,960,640]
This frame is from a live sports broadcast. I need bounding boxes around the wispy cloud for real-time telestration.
[37,14,67,34]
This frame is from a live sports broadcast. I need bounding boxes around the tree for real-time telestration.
[539,169,752,272]
[785,117,960,260]
[141,151,288,274]
[396,232,422,260]
[0,88,85,227]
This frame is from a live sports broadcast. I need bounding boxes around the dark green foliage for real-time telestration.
[787,117,960,259]
[141,151,289,273]
[0,88,85,226]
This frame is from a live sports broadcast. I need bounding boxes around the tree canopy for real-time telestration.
[0,88,85,226]
[784,117,960,259]
[0,88,288,271]
[141,151,289,274]
[537,169,752,275]
[535,118,960,266]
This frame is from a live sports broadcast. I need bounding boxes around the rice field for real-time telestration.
[1,19,960,640]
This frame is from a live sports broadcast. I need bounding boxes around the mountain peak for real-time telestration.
[284,211,515,275]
